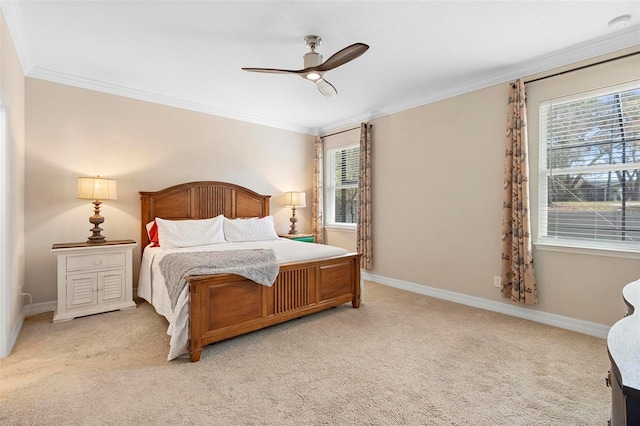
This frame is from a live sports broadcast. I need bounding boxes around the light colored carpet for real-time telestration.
[1,281,610,425]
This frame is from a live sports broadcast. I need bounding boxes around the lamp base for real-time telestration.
[87,234,106,244]
[87,201,107,244]
[288,206,299,234]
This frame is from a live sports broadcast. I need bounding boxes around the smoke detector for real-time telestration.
[608,15,632,30]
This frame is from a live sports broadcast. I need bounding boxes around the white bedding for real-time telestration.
[137,238,350,360]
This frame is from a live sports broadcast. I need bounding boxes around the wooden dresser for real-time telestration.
[607,279,640,426]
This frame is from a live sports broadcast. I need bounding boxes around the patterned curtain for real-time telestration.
[312,135,325,244]
[501,79,538,304]
[357,123,373,270]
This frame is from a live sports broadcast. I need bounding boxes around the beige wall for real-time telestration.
[16,32,640,331]
[370,84,509,297]
[1,9,26,347]
[24,79,314,304]
[367,51,640,327]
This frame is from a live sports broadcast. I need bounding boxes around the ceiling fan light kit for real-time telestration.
[242,35,369,98]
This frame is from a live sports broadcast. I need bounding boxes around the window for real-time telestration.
[325,145,359,226]
[538,80,640,251]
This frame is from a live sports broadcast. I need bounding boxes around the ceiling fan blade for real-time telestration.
[241,67,304,75]
[317,43,369,72]
[316,78,337,98]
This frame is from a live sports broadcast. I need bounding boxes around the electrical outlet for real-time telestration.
[493,276,501,288]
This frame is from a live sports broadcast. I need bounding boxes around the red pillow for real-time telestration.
[146,221,160,247]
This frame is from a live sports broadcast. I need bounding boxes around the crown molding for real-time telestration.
[0,0,34,74]
[27,66,315,135]
[2,0,314,134]
[7,1,638,138]
[317,26,640,135]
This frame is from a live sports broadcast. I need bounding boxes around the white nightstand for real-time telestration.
[51,240,137,322]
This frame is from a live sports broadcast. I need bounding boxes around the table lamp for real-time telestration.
[284,191,306,235]
[77,176,117,244]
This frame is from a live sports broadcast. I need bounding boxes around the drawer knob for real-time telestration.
[94,260,102,265]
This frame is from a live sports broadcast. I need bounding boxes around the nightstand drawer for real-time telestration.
[66,252,126,272]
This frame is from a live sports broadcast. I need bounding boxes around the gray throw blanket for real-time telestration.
[158,249,279,309]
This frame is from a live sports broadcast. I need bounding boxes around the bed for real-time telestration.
[138,181,361,362]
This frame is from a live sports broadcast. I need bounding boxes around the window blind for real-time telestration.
[538,80,640,250]
[326,145,359,225]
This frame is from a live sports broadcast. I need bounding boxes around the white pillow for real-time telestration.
[155,215,225,248]
[223,216,279,242]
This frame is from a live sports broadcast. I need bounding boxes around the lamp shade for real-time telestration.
[284,191,306,208]
[77,177,118,201]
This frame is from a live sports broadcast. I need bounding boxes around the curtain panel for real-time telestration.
[501,79,538,304]
[357,123,373,270]
[312,135,325,244]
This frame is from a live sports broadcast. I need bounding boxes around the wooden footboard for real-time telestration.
[187,253,361,362]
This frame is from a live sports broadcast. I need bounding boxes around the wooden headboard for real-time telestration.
[140,181,271,248]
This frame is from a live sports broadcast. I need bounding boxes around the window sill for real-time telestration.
[534,241,640,259]
[325,224,357,233]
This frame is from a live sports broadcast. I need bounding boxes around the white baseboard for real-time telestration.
[361,272,610,339]
[10,278,610,357]
[9,309,24,356]
[24,300,57,317]
[7,300,56,357]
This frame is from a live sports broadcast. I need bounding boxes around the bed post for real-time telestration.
[352,256,361,308]
[140,193,151,250]
[188,283,203,362]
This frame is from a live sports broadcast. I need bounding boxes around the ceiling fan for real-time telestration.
[241,35,369,98]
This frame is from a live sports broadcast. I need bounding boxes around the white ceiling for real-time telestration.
[2,1,640,134]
